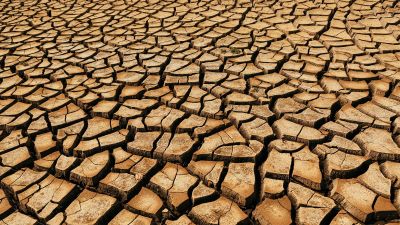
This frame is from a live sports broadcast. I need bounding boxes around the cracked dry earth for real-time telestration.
[0,0,400,225]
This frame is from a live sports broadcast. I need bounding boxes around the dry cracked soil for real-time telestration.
[0,0,399,224]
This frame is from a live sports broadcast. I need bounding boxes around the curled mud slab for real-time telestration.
[0,0,399,224]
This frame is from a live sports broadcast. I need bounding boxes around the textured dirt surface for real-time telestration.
[0,0,399,224]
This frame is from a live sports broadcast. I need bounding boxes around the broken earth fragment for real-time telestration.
[64,189,117,225]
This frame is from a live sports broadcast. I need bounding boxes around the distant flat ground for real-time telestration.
[0,0,399,224]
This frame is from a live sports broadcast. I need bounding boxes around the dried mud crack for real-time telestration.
[0,0,399,224]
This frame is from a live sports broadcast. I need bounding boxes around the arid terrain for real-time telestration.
[0,0,399,224]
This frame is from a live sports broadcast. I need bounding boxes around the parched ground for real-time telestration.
[0,0,399,224]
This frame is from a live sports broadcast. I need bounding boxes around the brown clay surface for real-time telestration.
[0,0,399,224]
